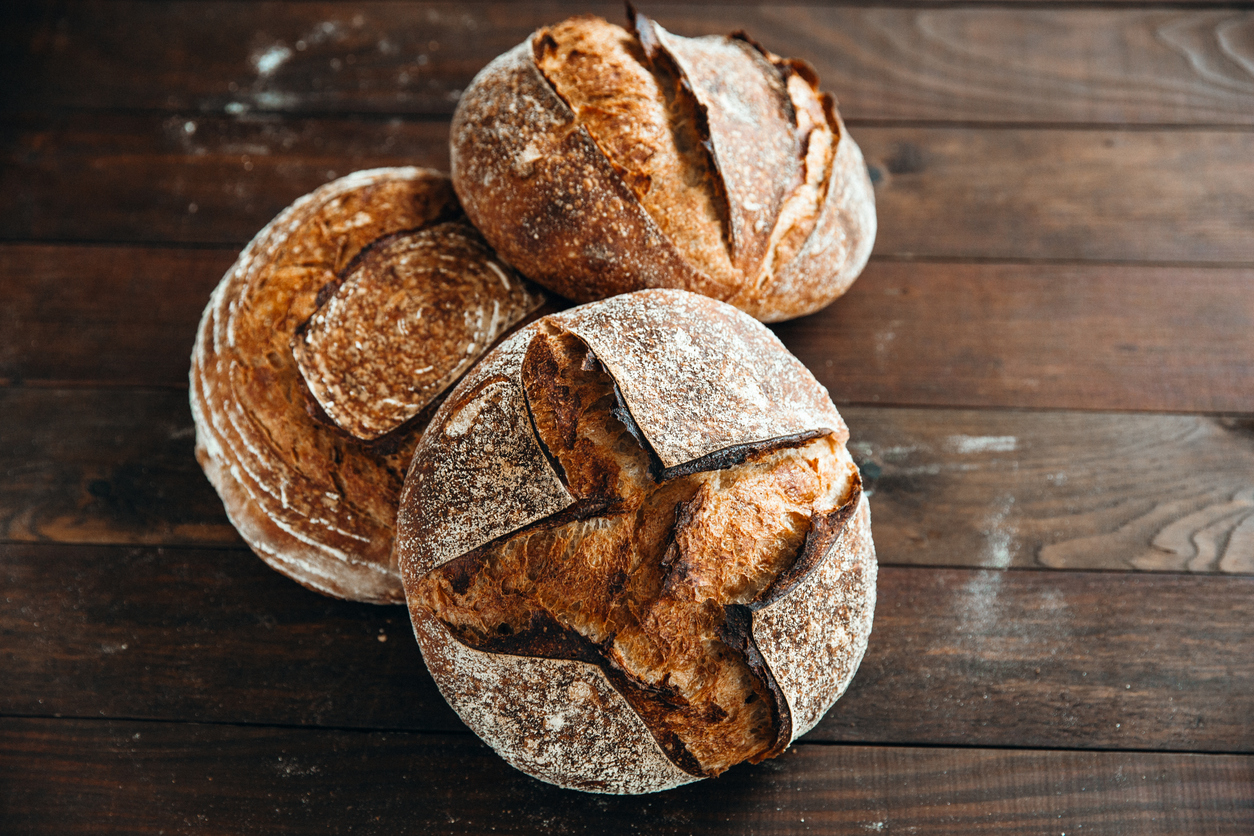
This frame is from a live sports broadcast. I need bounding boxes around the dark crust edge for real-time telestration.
[464,609,707,778]
[719,605,792,761]
[755,472,863,610]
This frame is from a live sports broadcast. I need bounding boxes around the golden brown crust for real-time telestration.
[449,41,717,305]
[411,605,698,794]
[637,18,800,283]
[291,223,542,440]
[450,15,876,322]
[552,290,847,471]
[535,18,738,297]
[397,290,876,792]
[191,168,549,604]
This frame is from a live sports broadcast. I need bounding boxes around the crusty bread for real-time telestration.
[190,168,548,604]
[450,14,877,323]
[397,290,876,792]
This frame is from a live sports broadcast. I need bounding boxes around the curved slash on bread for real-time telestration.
[191,168,549,604]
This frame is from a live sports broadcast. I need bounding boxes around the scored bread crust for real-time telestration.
[450,14,876,323]
[190,167,547,604]
[450,41,719,303]
[397,289,876,793]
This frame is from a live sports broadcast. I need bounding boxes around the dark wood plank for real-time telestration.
[5,114,1253,263]
[5,541,1253,752]
[844,408,1254,574]
[8,245,1253,413]
[3,718,1251,835]
[8,4,1254,125]
[859,126,1254,264]
[0,112,450,246]
[0,245,236,388]
[6,388,1252,573]
[779,262,1254,414]
[0,388,242,548]
[0,542,459,732]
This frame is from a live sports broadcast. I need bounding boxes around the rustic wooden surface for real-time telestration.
[2,1,1252,833]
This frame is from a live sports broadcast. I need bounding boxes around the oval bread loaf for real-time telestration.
[190,168,549,603]
[450,13,877,323]
[397,289,877,792]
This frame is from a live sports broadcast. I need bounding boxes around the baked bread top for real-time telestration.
[398,290,876,792]
[450,13,877,322]
[191,168,547,603]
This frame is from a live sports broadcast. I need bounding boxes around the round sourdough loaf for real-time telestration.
[190,168,549,604]
[397,289,876,793]
[449,12,876,323]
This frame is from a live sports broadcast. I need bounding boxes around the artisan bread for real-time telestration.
[190,168,549,604]
[450,13,877,323]
[397,289,876,793]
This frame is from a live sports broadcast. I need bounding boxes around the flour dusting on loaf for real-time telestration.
[191,168,549,603]
[398,290,876,793]
[450,14,876,322]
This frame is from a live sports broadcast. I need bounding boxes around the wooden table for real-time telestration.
[3,2,1253,832]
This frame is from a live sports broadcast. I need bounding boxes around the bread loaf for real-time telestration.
[397,289,876,792]
[450,13,877,323]
[190,168,549,603]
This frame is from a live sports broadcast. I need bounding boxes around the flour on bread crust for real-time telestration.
[191,168,546,603]
[398,290,876,792]
[450,15,877,323]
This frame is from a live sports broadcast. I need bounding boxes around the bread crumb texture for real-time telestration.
[451,14,876,322]
[399,290,876,792]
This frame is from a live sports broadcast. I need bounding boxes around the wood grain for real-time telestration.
[842,408,1254,575]
[8,4,1254,124]
[5,115,1253,264]
[3,718,1252,835]
[0,112,450,245]
[0,389,242,548]
[857,126,1254,264]
[7,245,1253,413]
[0,245,236,388]
[5,541,1253,752]
[784,261,1254,413]
[5,388,1252,572]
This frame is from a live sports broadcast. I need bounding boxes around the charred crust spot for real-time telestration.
[474,609,606,666]
[534,30,559,62]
